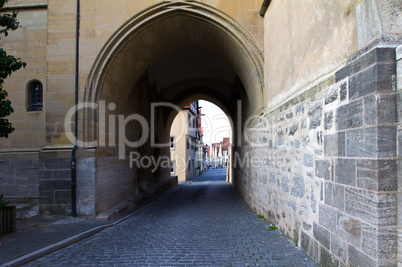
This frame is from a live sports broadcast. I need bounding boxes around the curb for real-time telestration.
[1,170,210,267]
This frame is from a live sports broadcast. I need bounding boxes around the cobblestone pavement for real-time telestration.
[25,169,317,266]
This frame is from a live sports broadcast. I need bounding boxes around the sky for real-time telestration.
[199,100,231,145]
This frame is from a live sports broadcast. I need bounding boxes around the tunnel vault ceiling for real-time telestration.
[148,46,236,102]
[83,1,264,144]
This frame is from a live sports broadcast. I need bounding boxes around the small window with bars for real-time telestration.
[27,81,43,111]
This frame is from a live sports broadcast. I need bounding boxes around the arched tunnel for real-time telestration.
[77,2,264,216]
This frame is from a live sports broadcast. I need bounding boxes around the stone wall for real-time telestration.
[76,155,95,217]
[94,155,136,215]
[0,150,72,216]
[234,45,399,266]
[0,2,47,151]
[38,150,72,215]
[0,154,40,199]
[396,45,402,267]
[264,0,402,110]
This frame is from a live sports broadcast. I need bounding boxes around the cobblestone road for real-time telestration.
[26,169,317,266]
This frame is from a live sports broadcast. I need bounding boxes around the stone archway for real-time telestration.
[77,1,264,217]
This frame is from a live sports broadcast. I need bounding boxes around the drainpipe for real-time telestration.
[71,0,80,217]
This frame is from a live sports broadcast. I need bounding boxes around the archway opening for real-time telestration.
[168,99,233,183]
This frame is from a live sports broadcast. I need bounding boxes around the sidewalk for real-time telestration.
[0,177,197,267]
[0,214,109,266]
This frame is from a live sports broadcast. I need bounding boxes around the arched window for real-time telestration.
[27,81,43,111]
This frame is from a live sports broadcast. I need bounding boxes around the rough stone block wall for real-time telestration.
[0,155,40,199]
[38,151,72,215]
[0,151,73,216]
[331,47,398,266]
[0,152,74,217]
[396,45,402,267]
[234,46,399,266]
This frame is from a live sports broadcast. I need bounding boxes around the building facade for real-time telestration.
[170,101,201,182]
[210,138,230,168]
[0,0,401,265]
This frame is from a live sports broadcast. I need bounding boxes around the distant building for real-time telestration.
[210,138,230,168]
[170,101,201,181]
[222,138,230,167]
[204,144,210,167]
[211,143,220,168]
[194,106,204,176]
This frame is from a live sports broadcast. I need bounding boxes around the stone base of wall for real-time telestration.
[38,150,72,216]
[0,152,40,200]
[96,175,178,220]
[9,198,39,219]
[0,149,72,216]
[1,147,179,219]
